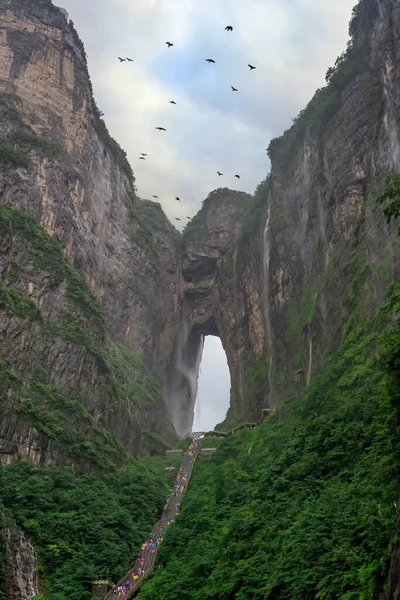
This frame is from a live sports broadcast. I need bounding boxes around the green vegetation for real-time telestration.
[0,205,104,330]
[182,188,250,242]
[0,207,166,465]
[130,201,162,270]
[0,93,66,162]
[0,281,41,320]
[0,458,171,600]
[287,291,317,338]
[0,512,5,600]
[376,173,400,231]
[37,0,61,13]
[268,0,379,170]
[10,129,65,157]
[137,297,400,599]
[0,363,124,470]
[236,177,271,260]
[0,138,30,168]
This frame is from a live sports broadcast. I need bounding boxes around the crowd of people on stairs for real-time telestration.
[106,438,200,599]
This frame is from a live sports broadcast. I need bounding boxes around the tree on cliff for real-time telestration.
[376,174,400,233]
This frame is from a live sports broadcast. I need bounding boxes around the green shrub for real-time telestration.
[0,281,41,319]
[0,138,29,168]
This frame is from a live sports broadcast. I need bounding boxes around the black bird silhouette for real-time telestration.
[186,216,191,219]
[206,58,216,63]
[166,42,174,48]
[152,195,159,199]
[141,153,147,156]
[234,174,240,179]
[118,57,126,62]
[175,217,181,221]
[126,57,134,62]
[217,171,223,176]
[169,100,177,105]
[156,127,166,131]
[231,86,238,91]
[248,64,256,70]
[139,156,146,160]
[225,25,233,31]
[175,197,181,202]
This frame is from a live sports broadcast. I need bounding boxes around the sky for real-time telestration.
[58,0,357,429]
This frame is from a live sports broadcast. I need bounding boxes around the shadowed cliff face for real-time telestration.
[169,0,400,431]
[0,0,180,463]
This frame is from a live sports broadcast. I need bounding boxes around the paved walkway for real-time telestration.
[105,439,200,599]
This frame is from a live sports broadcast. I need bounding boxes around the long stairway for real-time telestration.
[105,439,200,599]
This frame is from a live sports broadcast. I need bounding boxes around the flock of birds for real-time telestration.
[117,25,257,225]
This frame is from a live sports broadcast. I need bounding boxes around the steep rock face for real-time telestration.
[169,189,262,434]
[171,0,400,429]
[3,524,39,600]
[0,0,180,462]
[262,0,400,408]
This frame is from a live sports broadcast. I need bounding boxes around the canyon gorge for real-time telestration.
[2,0,400,597]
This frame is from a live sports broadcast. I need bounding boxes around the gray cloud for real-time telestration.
[59,0,356,428]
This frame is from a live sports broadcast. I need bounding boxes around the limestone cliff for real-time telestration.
[174,0,400,427]
[0,0,181,465]
[1,0,400,455]
[2,524,38,600]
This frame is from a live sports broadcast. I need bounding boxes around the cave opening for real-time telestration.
[193,335,230,432]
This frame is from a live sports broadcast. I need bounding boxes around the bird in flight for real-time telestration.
[217,171,223,176]
[169,100,177,105]
[175,217,181,221]
[231,86,238,92]
[152,195,159,199]
[155,127,166,131]
[248,64,256,70]
[225,25,233,31]
[118,57,126,62]
[206,58,216,64]
[126,57,134,62]
[186,216,191,220]
[139,156,146,160]
[234,174,240,179]
[175,197,181,202]
[166,42,174,48]
[141,153,147,156]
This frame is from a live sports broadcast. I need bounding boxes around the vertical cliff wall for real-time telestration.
[2,524,38,600]
[173,0,400,427]
[0,0,181,463]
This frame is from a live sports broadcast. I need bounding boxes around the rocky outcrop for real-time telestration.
[0,0,180,462]
[168,0,400,427]
[168,189,254,435]
[2,524,39,600]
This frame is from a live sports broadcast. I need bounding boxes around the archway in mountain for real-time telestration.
[167,316,231,438]
[193,336,230,432]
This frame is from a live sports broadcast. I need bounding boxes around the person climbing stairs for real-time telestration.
[104,438,200,599]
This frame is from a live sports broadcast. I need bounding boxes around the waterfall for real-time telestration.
[169,319,204,437]
[382,69,400,170]
[376,0,384,19]
[4,524,39,600]
[262,207,274,406]
[306,338,313,385]
[232,249,244,401]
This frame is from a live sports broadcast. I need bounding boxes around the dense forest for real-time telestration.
[0,458,179,599]
[134,187,400,599]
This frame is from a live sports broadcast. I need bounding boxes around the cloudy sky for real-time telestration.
[59,0,356,430]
